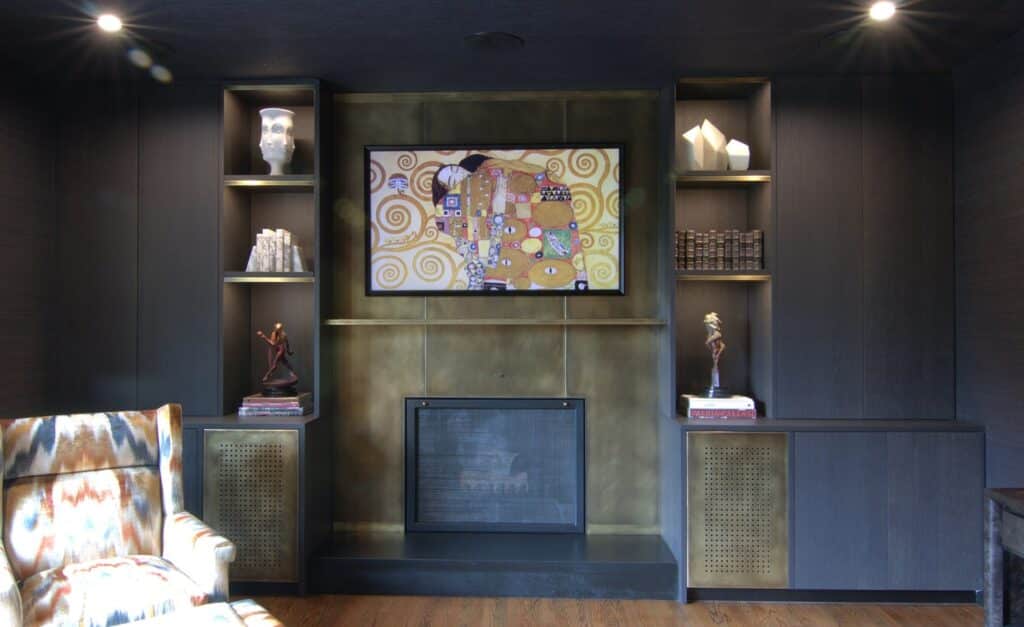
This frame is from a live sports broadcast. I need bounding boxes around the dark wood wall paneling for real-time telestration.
[774,75,954,420]
[55,85,140,413]
[50,82,221,416]
[138,83,221,414]
[954,29,1024,487]
[0,85,56,416]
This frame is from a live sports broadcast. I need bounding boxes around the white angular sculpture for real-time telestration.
[681,125,706,171]
[726,139,751,171]
[259,108,295,175]
[700,119,729,171]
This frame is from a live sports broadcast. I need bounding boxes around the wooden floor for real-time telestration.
[251,595,983,626]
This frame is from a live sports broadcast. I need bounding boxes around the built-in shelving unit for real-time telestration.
[219,80,323,415]
[673,77,774,415]
[188,79,331,596]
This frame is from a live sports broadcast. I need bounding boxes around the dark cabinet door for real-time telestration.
[793,431,983,591]
[886,432,984,590]
[793,432,889,589]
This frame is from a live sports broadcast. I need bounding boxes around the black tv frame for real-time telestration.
[365,144,626,296]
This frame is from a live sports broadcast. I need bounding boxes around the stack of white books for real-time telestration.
[680,394,757,419]
[245,228,306,273]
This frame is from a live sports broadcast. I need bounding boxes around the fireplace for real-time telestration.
[404,398,585,533]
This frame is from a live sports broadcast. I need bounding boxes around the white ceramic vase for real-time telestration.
[259,108,295,176]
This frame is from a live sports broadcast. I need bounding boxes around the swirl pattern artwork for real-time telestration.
[366,146,623,293]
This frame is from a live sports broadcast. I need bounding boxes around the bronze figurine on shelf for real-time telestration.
[703,312,728,398]
[257,322,298,396]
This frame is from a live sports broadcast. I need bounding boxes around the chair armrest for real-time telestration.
[162,511,236,602]
[0,544,22,627]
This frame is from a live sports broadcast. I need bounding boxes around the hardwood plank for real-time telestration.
[773,76,864,419]
[249,595,983,627]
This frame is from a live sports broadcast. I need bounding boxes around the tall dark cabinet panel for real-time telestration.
[55,85,140,412]
[954,29,1024,487]
[774,77,864,419]
[861,77,954,420]
[138,83,221,416]
[0,86,55,416]
[774,75,954,420]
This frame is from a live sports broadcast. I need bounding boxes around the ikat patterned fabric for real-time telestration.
[19,555,208,627]
[0,404,237,626]
[2,410,158,479]
[4,466,163,581]
[163,511,236,603]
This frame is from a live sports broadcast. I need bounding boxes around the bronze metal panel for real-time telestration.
[423,99,565,145]
[333,100,423,319]
[203,429,299,582]
[567,326,660,530]
[565,97,660,319]
[330,326,424,527]
[687,432,789,588]
[426,296,563,321]
[424,326,563,397]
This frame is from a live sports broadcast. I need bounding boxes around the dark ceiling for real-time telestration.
[3,0,1023,90]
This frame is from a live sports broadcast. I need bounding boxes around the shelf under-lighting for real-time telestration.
[224,175,315,190]
[677,271,770,282]
[323,318,666,327]
[224,272,315,284]
[677,171,771,186]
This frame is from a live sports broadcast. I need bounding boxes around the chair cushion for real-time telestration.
[20,555,207,627]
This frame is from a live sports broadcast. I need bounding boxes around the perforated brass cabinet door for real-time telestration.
[203,429,299,582]
[687,431,789,588]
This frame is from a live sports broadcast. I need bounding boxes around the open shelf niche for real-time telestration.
[220,81,323,416]
[673,78,774,416]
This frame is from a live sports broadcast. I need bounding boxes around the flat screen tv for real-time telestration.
[365,145,624,295]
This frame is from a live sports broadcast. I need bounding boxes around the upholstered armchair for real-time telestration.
[0,404,236,626]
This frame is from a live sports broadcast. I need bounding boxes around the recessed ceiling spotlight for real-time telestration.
[97,13,123,32]
[869,1,896,22]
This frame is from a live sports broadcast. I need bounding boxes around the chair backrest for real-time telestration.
[1,404,183,582]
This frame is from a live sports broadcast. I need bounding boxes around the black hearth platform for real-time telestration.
[310,532,678,599]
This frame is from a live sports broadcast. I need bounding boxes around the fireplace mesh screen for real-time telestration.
[406,399,584,532]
